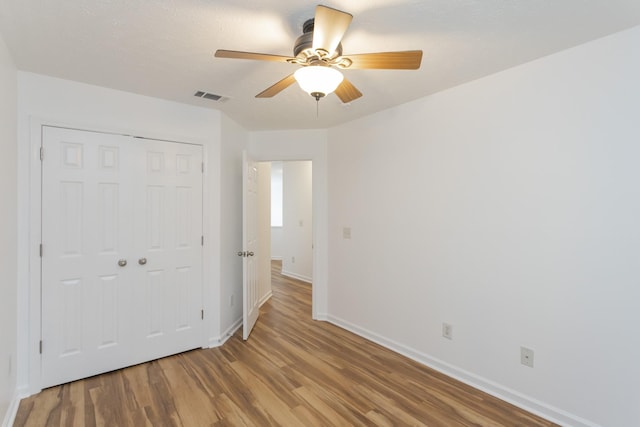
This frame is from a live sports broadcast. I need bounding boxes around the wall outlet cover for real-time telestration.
[520,346,534,368]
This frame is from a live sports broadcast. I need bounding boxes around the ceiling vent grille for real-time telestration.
[194,91,227,102]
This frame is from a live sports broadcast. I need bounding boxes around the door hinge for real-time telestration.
[39,340,43,354]
[201,309,204,320]
[201,235,204,246]
[40,147,44,161]
[39,243,43,257]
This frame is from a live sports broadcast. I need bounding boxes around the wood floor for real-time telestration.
[15,261,556,426]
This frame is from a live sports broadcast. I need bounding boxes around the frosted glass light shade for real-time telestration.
[294,66,344,97]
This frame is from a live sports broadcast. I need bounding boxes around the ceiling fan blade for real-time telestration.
[335,78,362,103]
[312,5,353,56]
[343,50,423,70]
[256,74,297,98]
[215,49,293,63]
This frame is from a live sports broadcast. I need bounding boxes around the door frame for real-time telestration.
[247,142,329,324]
[25,118,212,395]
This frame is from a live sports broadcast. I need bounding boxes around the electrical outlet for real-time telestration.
[442,323,453,340]
[520,346,534,368]
[291,256,295,263]
[229,294,234,307]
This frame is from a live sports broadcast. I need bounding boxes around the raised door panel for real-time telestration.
[59,181,84,257]
[146,185,167,251]
[145,269,167,338]
[97,274,120,349]
[97,183,120,254]
[59,277,83,357]
[175,266,193,331]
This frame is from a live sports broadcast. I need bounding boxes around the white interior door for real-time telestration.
[41,127,135,387]
[242,151,260,340]
[41,126,203,388]
[132,139,204,360]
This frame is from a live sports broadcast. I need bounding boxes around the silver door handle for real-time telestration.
[118,259,127,267]
[138,258,147,265]
[237,251,245,257]
[247,251,254,257]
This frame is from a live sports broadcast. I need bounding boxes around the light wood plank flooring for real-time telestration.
[15,261,556,426]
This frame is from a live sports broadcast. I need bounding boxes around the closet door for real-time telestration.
[41,127,203,388]
[132,139,204,361]
[41,127,136,387]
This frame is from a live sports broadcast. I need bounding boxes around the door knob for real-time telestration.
[118,259,127,267]
[237,251,245,257]
[138,257,147,265]
[247,251,254,257]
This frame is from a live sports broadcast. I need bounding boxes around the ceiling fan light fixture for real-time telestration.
[294,66,343,100]
[215,5,421,104]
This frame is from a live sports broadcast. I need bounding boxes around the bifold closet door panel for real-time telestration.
[132,139,204,360]
[41,127,136,388]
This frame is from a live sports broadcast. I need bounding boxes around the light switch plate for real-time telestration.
[442,323,453,340]
[343,227,351,239]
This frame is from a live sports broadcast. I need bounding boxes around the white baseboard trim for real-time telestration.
[208,318,242,348]
[271,256,283,261]
[324,314,599,427]
[259,291,273,308]
[281,270,312,284]
[2,389,22,427]
[314,312,329,322]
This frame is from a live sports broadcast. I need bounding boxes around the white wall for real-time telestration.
[248,130,328,319]
[270,161,283,226]
[0,32,18,427]
[327,25,640,427]
[281,161,313,283]
[270,227,283,260]
[16,72,228,393]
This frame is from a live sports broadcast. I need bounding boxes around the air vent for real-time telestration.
[194,91,226,102]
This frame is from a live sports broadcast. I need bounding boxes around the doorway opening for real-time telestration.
[254,160,313,320]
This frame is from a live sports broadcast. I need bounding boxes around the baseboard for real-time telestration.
[314,312,329,322]
[271,256,282,261]
[325,314,599,427]
[2,389,22,427]
[259,291,273,308]
[281,270,312,284]
[208,318,242,348]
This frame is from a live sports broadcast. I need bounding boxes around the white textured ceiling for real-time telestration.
[1,0,639,130]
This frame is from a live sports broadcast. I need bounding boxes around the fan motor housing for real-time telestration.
[294,18,343,60]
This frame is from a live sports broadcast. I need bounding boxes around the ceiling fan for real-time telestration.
[215,5,423,103]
